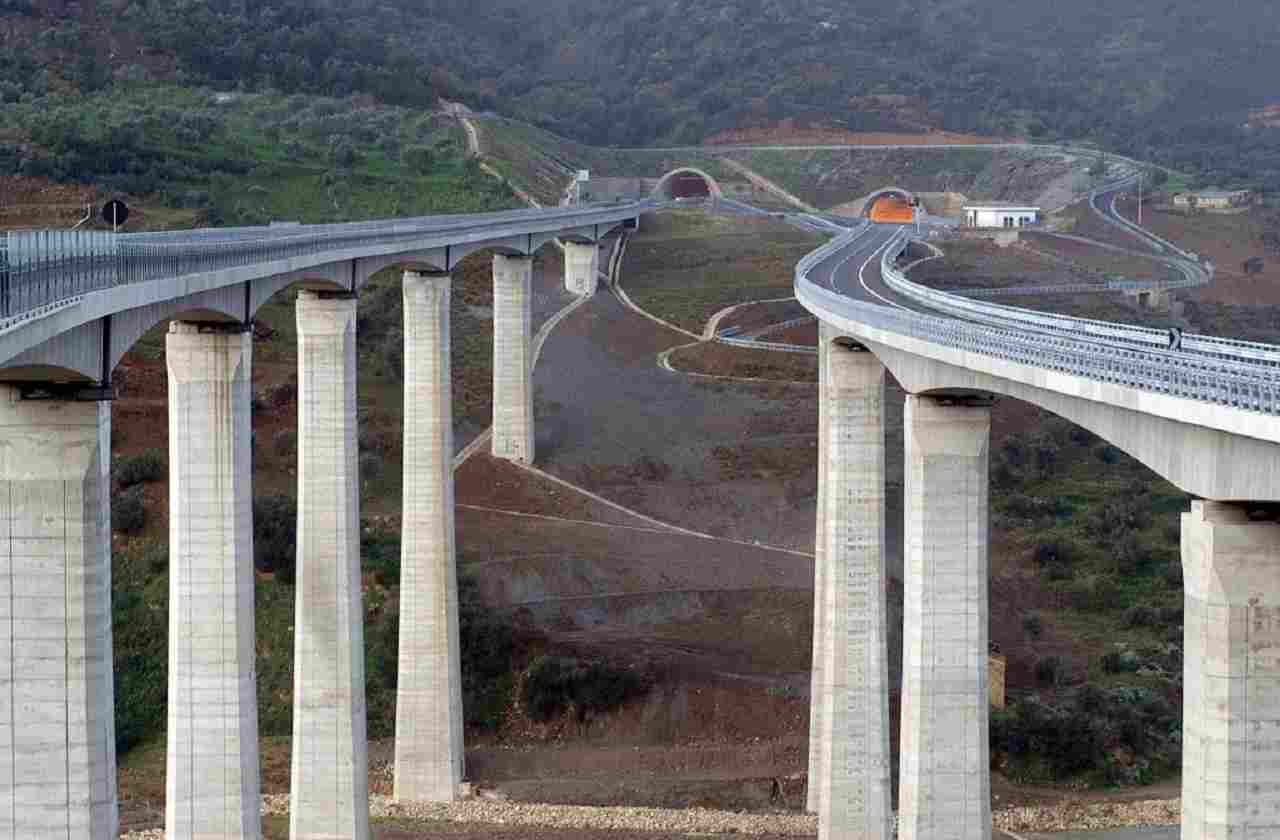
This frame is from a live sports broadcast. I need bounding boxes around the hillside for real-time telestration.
[3,1,1280,187]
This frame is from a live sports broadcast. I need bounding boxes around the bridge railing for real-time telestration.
[878,232,1280,368]
[797,270,1280,415]
[1,202,649,326]
[796,229,1280,414]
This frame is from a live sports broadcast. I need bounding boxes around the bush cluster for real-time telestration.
[114,450,165,488]
[521,655,647,724]
[112,485,148,535]
[253,495,297,582]
[991,686,1179,784]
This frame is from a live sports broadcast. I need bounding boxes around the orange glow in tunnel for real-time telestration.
[868,195,914,224]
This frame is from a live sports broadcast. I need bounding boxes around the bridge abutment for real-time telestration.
[394,271,465,802]
[0,388,117,840]
[815,339,893,840]
[1181,500,1280,840]
[291,293,371,840]
[165,322,261,839]
[492,255,535,463]
[899,395,992,840]
[564,242,599,296]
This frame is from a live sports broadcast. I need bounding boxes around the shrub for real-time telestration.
[273,430,297,457]
[458,572,519,729]
[1122,604,1159,628]
[264,382,297,407]
[1067,575,1123,612]
[112,485,148,535]
[1101,648,1141,674]
[991,687,1180,785]
[402,144,435,173]
[1023,612,1045,640]
[1033,540,1075,568]
[1035,655,1064,687]
[521,655,646,723]
[253,495,297,582]
[115,451,165,488]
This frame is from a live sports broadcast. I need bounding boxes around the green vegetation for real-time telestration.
[989,411,1187,784]
[1,85,518,226]
[521,655,648,724]
[110,525,527,755]
[5,0,1278,187]
[111,486,149,536]
[992,685,1179,785]
[114,451,166,487]
[621,211,822,333]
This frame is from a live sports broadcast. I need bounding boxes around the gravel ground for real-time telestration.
[120,795,1180,839]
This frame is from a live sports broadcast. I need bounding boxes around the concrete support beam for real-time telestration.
[394,271,464,802]
[563,242,599,296]
[807,324,834,814]
[492,255,535,463]
[0,389,117,840]
[899,395,992,840]
[816,340,893,840]
[165,322,261,839]
[1181,500,1280,839]
[291,293,370,840]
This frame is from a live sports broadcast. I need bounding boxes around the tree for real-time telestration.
[329,136,359,169]
[402,144,434,174]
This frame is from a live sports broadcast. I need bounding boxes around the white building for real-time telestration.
[963,205,1040,229]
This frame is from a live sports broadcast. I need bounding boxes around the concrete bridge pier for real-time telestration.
[165,322,261,839]
[394,270,464,802]
[1181,501,1280,840]
[563,242,599,296]
[492,255,535,463]
[0,387,117,840]
[291,293,371,840]
[815,338,893,840]
[807,326,833,815]
[898,395,992,840]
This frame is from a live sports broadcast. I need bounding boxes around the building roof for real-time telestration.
[962,205,1041,212]
[1193,187,1250,199]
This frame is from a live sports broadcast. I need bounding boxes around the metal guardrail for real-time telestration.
[1,202,651,324]
[795,227,1280,415]
[879,232,1280,368]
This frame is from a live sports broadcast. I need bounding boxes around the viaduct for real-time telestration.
[0,177,1276,840]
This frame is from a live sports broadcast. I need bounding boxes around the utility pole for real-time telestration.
[1138,172,1143,227]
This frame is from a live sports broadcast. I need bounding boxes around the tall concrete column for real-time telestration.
[563,241,599,296]
[166,322,260,840]
[807,324,834,814]
[0,388,116,840]
[291,292,370,840]
[394,270,464,802]
[816,339,893,840]
[492,254,535,463]
[1182,500,1280,840]
[899,395,992,840]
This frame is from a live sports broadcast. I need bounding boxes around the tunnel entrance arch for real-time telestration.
[864,187,916,224]
[653,168,724,201]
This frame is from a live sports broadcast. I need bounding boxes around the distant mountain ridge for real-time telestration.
[1,0,1278,185]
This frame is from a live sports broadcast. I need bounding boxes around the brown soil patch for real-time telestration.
[1019,233,1167,281]
[760,321,817,347]
[1116,199,1280,306]
[703,126,1005,147]
[667,342,816,382]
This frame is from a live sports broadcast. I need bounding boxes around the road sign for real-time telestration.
[577,170,590,182]
[102,199,130,230]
